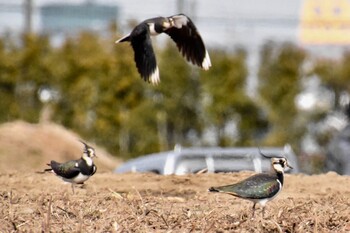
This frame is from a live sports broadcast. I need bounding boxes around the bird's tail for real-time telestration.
[115,34,130,43]
[36,164,52,174]
[208,187,220,192]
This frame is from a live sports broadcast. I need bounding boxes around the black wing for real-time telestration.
[92,165,97,176]
[130,23,159,84]
[50,160,80,179]
[77,159,97,176]
[164,14,210,69]
[213,174,280,199]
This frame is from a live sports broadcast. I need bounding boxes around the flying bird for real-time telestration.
[42,141,97,193]
[115,13,211,84]
[209,149,293,218]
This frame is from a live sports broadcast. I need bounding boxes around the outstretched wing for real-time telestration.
[130,23,159,84]
[50,160,80,179]
[164,14,211,70]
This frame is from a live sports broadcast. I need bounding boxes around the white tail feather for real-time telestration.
[149,67,160,85]
[202,51,211,70]
[115,34,130,43]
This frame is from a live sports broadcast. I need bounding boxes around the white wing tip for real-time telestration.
[115,34,130,43]
[115,38,123,43]
[149,67,160,85]
[202,51,211,70]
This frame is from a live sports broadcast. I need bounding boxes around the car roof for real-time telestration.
[114,145,299,174]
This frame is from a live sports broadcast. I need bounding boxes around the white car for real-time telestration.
[114,144,300,175]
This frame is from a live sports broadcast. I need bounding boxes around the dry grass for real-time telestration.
[0,121,349,232]
[1,172,349,232]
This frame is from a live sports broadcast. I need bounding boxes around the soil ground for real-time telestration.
[0,122,350,232]
[1,172,350,232]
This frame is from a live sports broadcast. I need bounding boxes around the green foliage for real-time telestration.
[201,48,267,146]
[313,51,350,108]
[309,51,350,150]
[52,32,145,157]
[155,43,202,147]
[258,41,306,146]
[0,34,58,122]
[2,30,343,162]
[0,37,19,121]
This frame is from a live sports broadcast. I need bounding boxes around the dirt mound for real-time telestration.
[0,121,121,172]
[0,172,349,232]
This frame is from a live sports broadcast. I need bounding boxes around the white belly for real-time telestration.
[62,173,90,184]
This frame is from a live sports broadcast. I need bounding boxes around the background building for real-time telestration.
[40,1,118,34]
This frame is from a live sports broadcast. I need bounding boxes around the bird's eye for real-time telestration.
[88,149,95,156]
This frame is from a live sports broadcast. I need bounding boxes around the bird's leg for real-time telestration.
[262,206,266,219]
[71,184,75,194]
[252,203,256,218]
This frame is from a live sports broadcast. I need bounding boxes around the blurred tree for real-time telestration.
[153,42,202,149]
[201,48,267,146]
[0,33,62,122]
[51,31,145,158]
[339,51,350,94]
[258,41,306,148]
[0,31,330,162]
[313,52,350,108]
[96,34,145,157]
[21,34,50,120]
[53,33,102,131]
[0,36,20,121]
[308,51,350,153]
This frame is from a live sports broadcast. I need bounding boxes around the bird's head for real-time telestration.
[80,140,97,159]
[258,148,293,173]
[270,157,293,173]
[165,17,174,28]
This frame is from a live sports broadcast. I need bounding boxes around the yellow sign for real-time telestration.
[299,0,350,44]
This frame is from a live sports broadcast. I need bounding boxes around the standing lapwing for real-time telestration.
[115,13,211,84]
[43,141,97,194]
[209,149,293,218]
